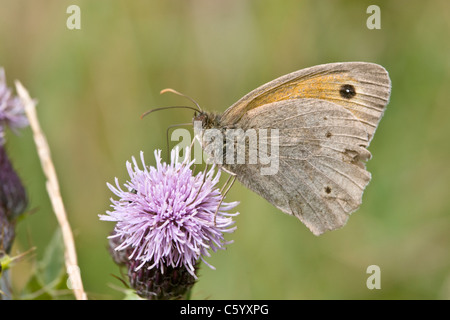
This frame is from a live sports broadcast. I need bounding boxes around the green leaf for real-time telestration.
[38,228,65,287]
[122,289,143,300]
[20,228,73,299]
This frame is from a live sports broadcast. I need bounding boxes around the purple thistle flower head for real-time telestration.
[100,148,239,278]
[0,207,15,253]
[0,68,28,145]
[0,145,28,223]
[0,68,28,258]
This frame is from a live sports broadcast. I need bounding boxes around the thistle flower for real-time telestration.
[100,148,239,299]
[0,68,28,252]
[0,68,28,145]
[0,145,28,222]
[107,230,199,300]
[0,68,28,299]
[0,208,15,254]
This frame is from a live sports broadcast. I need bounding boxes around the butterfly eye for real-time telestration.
[195,113,208,127]
[339,84,356,99]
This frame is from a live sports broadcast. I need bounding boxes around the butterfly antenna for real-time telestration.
[140,88,202,119]
[160,88,203,112]
[140,105,200,119]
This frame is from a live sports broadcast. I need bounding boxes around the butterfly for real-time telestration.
[158,62,391,235]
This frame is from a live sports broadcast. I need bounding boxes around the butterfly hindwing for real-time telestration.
[224,98,373,235]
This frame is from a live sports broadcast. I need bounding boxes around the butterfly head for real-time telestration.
[193,111,221,130]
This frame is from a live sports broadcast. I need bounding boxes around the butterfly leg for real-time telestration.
[214,172,236,226]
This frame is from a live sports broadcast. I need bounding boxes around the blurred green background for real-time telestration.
[1,0,449,299]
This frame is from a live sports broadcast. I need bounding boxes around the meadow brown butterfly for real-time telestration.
[160,62,391,235]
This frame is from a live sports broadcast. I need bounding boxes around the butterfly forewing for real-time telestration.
[221,62,391,143]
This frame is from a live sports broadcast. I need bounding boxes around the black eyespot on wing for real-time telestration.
[339,84,356,99]
[325,186,332,194]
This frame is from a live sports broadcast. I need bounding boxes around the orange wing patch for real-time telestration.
[245,73,357,110]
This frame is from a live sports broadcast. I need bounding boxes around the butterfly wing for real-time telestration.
[221,62,391,143]
[224,98,374,235]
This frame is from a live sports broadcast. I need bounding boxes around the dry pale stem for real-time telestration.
[15,81,87,300]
